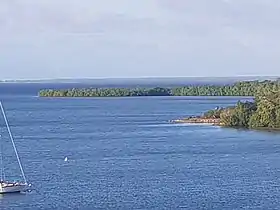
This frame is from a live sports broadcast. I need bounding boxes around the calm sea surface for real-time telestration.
[0,84,280,210]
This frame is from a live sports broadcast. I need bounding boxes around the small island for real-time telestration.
[172,89,280,129]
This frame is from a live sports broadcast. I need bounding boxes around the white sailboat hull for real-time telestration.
[0,183,27,194]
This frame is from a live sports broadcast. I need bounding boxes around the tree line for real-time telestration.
[39,80,280,97]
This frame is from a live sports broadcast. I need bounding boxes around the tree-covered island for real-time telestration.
[39,80,280,97]
[39,80,280,129]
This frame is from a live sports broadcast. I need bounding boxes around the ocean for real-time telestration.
[0,83,279,209]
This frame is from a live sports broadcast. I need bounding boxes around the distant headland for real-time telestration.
[38,79,280,130]
[38,80,279,97]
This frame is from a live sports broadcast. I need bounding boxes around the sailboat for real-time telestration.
[0,101,29,194]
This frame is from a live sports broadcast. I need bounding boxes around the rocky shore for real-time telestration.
[171,116,222,125]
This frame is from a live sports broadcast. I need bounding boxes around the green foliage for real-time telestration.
[39,80,280,97]
[171,80,277,96]
[223,101,256,127]
[249,91,280,128]
[219,91,280,129]
[275,109,280,128]
[39,87,172,97]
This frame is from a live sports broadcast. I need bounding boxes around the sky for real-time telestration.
[0,0,280,79]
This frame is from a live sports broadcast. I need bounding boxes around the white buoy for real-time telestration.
[64,157,68,162]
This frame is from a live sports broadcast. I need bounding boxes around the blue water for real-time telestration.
[0,84,280,209]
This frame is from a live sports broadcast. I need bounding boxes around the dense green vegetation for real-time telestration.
[39,87,171,97]
[39,80,280,97]
[201,89,280,129]
[39,79,280,129]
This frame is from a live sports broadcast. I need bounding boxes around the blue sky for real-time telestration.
[0,0,280,79]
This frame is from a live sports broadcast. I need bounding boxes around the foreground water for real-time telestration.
[0,88,279,209]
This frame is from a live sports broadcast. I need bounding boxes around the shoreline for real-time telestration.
[170,117,280,132]
[170,116,223,126]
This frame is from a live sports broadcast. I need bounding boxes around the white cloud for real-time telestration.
[0,0,162,34]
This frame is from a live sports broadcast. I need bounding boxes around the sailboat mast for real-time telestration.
[0,135,5,181]
[0,134,5,181]
[0,101,27,184]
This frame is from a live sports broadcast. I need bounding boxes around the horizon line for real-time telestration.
[1,75,279,82]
